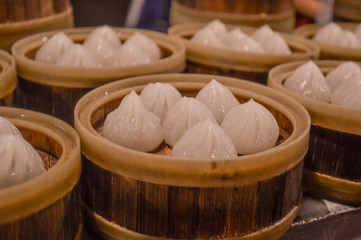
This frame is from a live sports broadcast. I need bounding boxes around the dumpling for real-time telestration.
[326,61,361,92]
[139,83,182,123]
[283,61,331,102]
[0,116,22,136]
[222,28,265,53]
[0,134,45,189]
[103,91,163,152]
[83,34,121,67]
[35,32,74,64]
[221,99,279,155]
[172,120,238,160]
[335,30,360,49]
[331,75,361,111]
[196,79,240,124]
[86,25,121,50]
[191,19,226,48]
[122,32,161,62]
[313,22,343,46]
[117,39,152,67]
[252,25,291,55]
[162,97,217,147]
[56,44,101,68]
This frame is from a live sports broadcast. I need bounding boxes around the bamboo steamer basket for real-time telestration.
[268,60,361,205]
[74,73,311,240]
[295,22,361,61]
[170,0,295,32]
[334,0,361,22]
[11,27,186,124]
[0,0,73,51]
[0,107,81,240]
[168,23,320,85]
[0,49,16,106]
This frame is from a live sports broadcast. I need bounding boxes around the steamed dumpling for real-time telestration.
[221,99,279,155]
[0,134,45,189]
[162,97,217,147]
[172,120,238,160]
[103,91,163,152]
[336,30,360,49]
[326,61,361,92]
[139,83,182,123]
[196,79,240,124]
[56,44,101,68]
[124,32,161,62]
[0,116,22,136]
[86,25,121,50]
[252,25,291,55]
[222,28,265,53]
[35,32,74,64]
[191,19,226,48]
[331,75,361,111]
[117,35,154,67]
[313,22,343,46]
[283,61,331,102]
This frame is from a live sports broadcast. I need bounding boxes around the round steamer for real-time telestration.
[74,73,310,240]
[0,50,17,106]
[0,107,81,240]
[0,0,73,51]
[334,0,361,22]
[11,27,186,124]
[295,22,361,61]
[268,60,361,205]
[170,0,295,32]
[168,23,319,85]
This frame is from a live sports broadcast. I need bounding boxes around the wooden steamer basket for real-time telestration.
[0,0,73,51]
[168,23,320,85]
[295,22,361,61]
[0,107,81,239]
[11,27,186,124]
[170,0,295,32]
[268,60,361,205]
[0,49,17,106]
[334,0,361,22]
[74,73,310,240]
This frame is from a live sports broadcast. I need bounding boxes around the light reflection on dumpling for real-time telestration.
[86,25,121,50]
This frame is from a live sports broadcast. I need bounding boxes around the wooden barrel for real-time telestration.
[0,106,82,240]
[0,49,17,106]
[168,23,320,85]
[334,0,361,22]
[170,0,295,32]
[295,22,361,61]
[74,73,310,240]
[0,0,73,51]
[268,60,361,205]
[11,27,186,125]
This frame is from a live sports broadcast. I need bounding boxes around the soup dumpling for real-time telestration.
[56,44,102,68]
[0,116,22,136]
[326,61,361,92]
[252,25,291,55]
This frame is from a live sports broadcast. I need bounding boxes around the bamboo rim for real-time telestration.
[0,7,73,52]
[0,107,81,224]
[168,22,320,73]
[82,198,300,240]
[294,22,361,61]
[334,0,361,21]
[0,49,17,100]
[267,60,361,134]
[11,27,186,88]
[303,169,361,203]
[170,1,295,32]
[74,73,310,187]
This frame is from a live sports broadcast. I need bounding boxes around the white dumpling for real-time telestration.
[0,116,22,137]
[191,19,226,48]
[326,61,361,92]
[283,61,331,102]
[335,30,361,49]
[313,22,343,46]
[172,120,238,160]
[202,19,228,36]
[139,83,182,123]
[331,75,361,111]
[196,79,240,124]
[35,32,74,64]
[117,40,152,67]
[252,25,291,55]
[86,25,121,49]
[222,28,265,53]
[83,34,121,67]
[124,32,161,62]
[221,99,279,155]
[162,97,217,147]
[56,44,101,68]
[0,134,45,189]
[103,91,163,152]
